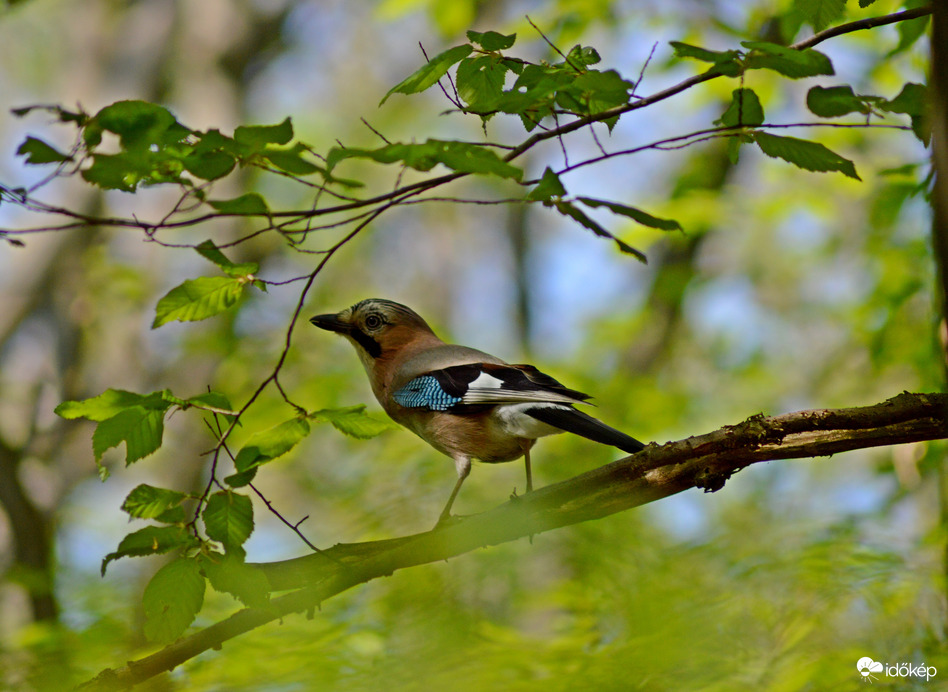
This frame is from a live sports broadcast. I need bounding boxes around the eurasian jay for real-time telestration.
[311,298,646,524]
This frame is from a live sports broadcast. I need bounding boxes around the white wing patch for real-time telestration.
[467,371,504,390]
[495,403,569,438]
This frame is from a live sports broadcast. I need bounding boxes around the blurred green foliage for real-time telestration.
[0,0,943,690]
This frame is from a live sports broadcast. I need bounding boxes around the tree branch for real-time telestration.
[80,391,948,691]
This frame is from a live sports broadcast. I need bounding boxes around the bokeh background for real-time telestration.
[0,0,943,689]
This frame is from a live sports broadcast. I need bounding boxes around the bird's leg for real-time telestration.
[437,456,471,526]
[516,439,533,494]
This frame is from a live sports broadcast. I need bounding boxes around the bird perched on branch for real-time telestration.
[311,298,646,525]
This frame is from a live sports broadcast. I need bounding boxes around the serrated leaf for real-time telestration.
[152,276,245,328]
[201,553,270,609]
[101,525,194,575]
[195,240,259,277]
[234,117,293,150]
[122,484,187,520]
[142,558,205,643]
[806,85,868,118]
[312,406,398,440]
[92,406,165,463]
[526,167,566,201]
[55,388,173,421]
[203,491,254,553]
[381,44,473,105]
[743,42,834,79]
[578,197,682,231]
[466,30,516,51]
[793,0,846,32]
[208,193,270,215]
[552,201,647,263]
[717,88,765,127]
[16,136,72,165]
[233,417,311,473]
[754,132,860,180]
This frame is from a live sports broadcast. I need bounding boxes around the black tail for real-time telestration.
[525,406,646,454]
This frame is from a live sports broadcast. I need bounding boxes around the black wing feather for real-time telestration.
[525,406,646,454]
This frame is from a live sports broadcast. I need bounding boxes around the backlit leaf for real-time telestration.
[142,558,205,643]
[152,276,245,328]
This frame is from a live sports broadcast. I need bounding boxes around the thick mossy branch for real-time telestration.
[82,391,947,691]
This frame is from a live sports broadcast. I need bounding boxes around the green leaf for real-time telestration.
[880,82,929,143]
[234,117,294,150]
[122,484,187,520]
[195,240,259,277]
[328,140,521,180]
[742,42,834,79]
[92,406,165,463]
[264,143,322,175]
[311,406,398,439]
[201,553,270,609]
[381,43,473,105]
[208,193,270,215]
[466,30,516,51]
[182,149,235,181]
[81,150,184,192]
[202,490,254,553]
[669,42,740,64]
[152,276,246,328]
[16,136,71,165]
[568,69,633,120]
[793,0,846,32]
[142,558,205,643]
[55,388,173,421]
[184,391,235,415]
[223,468,257,488]
[101,525,194,575]
[880,83,927,116]
[717,88,765,127]
[578,197,682,231]
[526,167,567,201]
[754,132,860,180]
[456,55,507,112]
[565,45,602,67]
[552,200,647,263]
[233,417,311,473]
[806,85,869,118]
[89,100,189,150]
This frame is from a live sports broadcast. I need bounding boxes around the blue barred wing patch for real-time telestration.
[393,375,462,411]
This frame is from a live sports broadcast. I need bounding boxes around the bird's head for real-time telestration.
[310,299,440,369]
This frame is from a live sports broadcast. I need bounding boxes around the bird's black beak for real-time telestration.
[310,313,350,334]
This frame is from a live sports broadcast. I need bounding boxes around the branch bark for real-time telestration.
[80,391,948,691]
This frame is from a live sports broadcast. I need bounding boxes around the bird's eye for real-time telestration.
[364,313,383,330]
